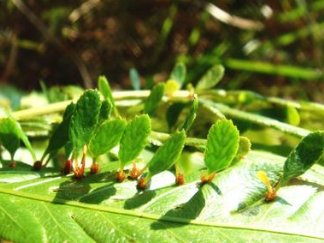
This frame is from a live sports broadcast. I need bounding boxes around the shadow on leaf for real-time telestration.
[150,182,222,230]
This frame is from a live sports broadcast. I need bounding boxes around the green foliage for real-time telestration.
[99,100,112,122]
[0,151,324,242]
[196,65,224,91]
[0,117,36,161]
[166,102,187,129]
[118,114,151,166]
[89,119,127,159]
[130,68,141,90]
[43,103,75,158]
[170,62,186,87]
[0,118,20,160]
[233,136,251,164]
[69,90,101,154]
[180,96,198,132]
[148,130,186,176]
[281,131,324,184]
[144,83,165,115]
[98,76,116,115]
[204,120,240,174]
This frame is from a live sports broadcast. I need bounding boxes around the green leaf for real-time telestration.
[0,118,20,160]
[69,90,101,154]
[180,96,198,132]
[0,151,323,242]
[0,196,46,242]
[89,119,127,159]
[286,105,300,126]
[130,68,141,90]
[196,65,225,91]
[98,76,117,115]
[43,103,75,158]
[170,62,186,87]
[99,100,112,122]
[166,102,187,130]
[119,114,151,166]
[204,120,240,174]
[144,83,165,115]
[232,136,251,164]
[148,130,186,176]
[281,131,324,184]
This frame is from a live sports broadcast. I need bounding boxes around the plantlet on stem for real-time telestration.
[36,102,75,170]
[201,120,240,184]
[137,130,186,189]
[88,118,126,174]
[0,117,36,168]
[257,170,277,202]
[117,114,151,182]
[69,90,101,178]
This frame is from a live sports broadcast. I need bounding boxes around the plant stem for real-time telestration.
[4,90,191,120]
[200,98,310,138]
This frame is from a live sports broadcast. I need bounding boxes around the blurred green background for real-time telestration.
[1,0,324,101]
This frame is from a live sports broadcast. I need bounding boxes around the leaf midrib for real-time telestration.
[0,187,323,241]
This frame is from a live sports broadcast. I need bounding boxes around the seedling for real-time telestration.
[137,130,186,189]
[201,120,240,184]
[69,89,101,178]
[117,114,151,182]
[88,119,127,174]
[0,117,36,168]
[37,102,75,169]
[257,171,277,202]
[144,83,165,115]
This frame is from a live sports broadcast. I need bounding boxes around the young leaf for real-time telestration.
[43,103,75,158]
[14,119,36,161]
[180,96,198,132]
[166,102,187,129]
[130,68,141,90]
[232,136,251,164]
[144,83,165,115]
[99,100,112,122]
[286,105,300,126]
[98,76,117,115]
[148,130,186,176]
[69,90,101,154]
[2,117,36,160]
[170,62,186,87]
[164,79,180,95]
[89,119,127,159]
[0,117,20,160]
[119,115,151,166]
[204,120,240,174]
[281,131,324,184]
[196,65,225,91]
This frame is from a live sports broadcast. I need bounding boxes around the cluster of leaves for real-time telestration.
[1,63,324,242]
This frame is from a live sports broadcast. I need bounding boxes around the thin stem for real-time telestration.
[200,98,310,138]
[4,90,191,120]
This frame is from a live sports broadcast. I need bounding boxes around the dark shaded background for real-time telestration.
[1,0,324,101]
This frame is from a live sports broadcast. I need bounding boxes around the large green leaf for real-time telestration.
[0,151,324,242]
